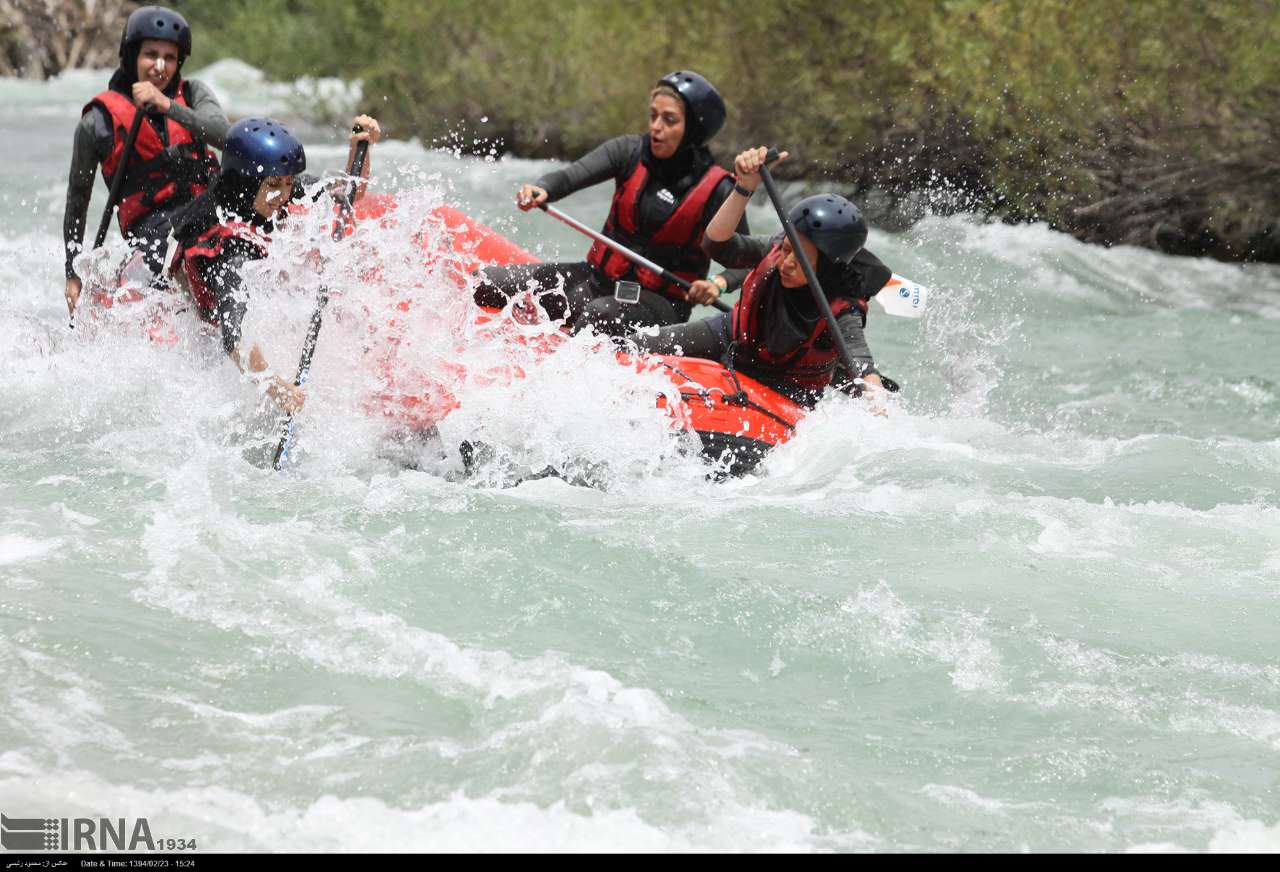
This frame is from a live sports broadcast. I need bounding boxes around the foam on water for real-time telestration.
[2,62,1279,852]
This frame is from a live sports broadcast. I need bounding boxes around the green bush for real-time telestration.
[176,0,1280,260]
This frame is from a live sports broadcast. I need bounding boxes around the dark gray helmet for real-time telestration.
[789,194,868,264]
[657,70,726,146]
[119,6,193,60]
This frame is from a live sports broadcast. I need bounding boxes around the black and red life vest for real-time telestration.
[173,222,269,321]
[731,245,869,394]
[586,160,731,300]
[85,83,219,237]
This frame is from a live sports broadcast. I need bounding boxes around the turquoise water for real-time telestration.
[1,62,1278,852]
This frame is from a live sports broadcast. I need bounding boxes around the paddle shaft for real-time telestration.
[538,203,732,313]
[271,132,370,470]
[71,108,147,327]
[331,134,370,242]
[270,287,329,469]
[92,109,147,249]
[756,149,863,387]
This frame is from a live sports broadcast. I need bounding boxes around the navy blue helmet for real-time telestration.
[220,118,307,178]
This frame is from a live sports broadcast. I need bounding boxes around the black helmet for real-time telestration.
[221,118,307,178]
[119,6,193,60]
[789,194,868,264]
[657,70,726,146]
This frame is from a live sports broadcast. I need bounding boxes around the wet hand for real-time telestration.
[733,147,789,192]
[131,81,171,113]
[64,276,83,318]
[515,184,548,211]
[350,115,381,145]
[324,175,351,200]
[266,376,306,415]
[685,279,721,307]
[859,374,889,417]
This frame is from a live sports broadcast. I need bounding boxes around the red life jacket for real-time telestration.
[731,245,869,394]
[85,83,219,236]
[586,159,731,300]
[174,222,269,321]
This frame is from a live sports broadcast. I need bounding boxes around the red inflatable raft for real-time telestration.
[86,193,807,474]
[358,194,807,474]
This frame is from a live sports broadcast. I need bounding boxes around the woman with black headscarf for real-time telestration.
[61,5,228,318]
[474,70,747,336]
[629,148,893,408]
[168,115,381,414]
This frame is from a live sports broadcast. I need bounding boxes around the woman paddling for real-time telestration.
[62,5,228,317]
[168,115,381,413]
[474,70,745,336]
[629,147,892,407]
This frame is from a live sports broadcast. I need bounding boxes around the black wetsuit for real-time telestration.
[473,134,747,335]
[629,232,892,406]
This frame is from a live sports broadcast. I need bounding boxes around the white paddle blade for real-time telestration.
[874,274,929,318]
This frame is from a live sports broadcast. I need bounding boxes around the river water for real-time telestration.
[1,61,1278,852]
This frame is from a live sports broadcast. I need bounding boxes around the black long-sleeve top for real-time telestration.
[536,134,748,284]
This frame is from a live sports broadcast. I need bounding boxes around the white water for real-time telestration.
[1,62,1278,853]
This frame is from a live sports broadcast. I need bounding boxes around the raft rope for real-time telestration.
[651,346,797,434]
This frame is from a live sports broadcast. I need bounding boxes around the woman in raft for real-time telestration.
[167,115,381,413]
[629,147,892,407]
[473,70,746,336]
[62,5,228,316]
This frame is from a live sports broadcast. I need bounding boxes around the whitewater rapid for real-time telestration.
[1,61,1278,852]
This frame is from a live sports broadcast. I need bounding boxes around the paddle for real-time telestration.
[68,108,148,329]
[756,147,885,395]
[876,274,930,319]
[271,128,369,471]
[270,285,330,470]
[92,108,146,250]
[537,203,733,313]
[540,202,929,320]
